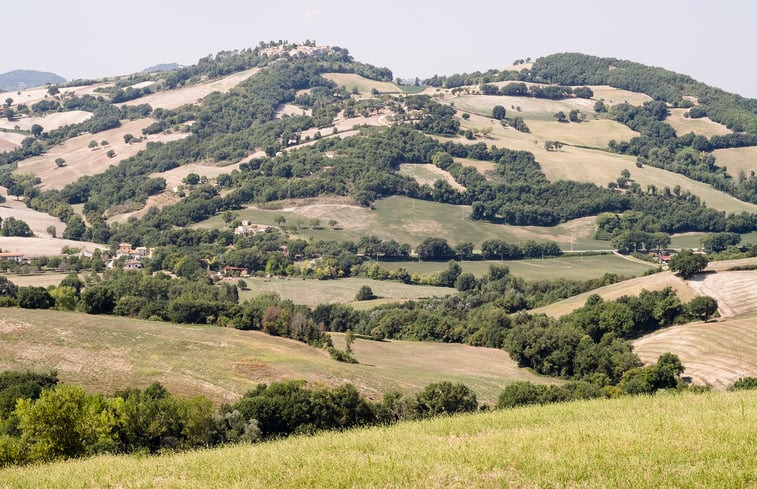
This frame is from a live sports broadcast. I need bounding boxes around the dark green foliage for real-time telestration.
[16,287,53,309]
[701,232,741,253]
[573,86,594,99]
[684,296,718,321]
[496,380,605,408]
[81,285,115,314]
[0,371,58,418]
[669,250,708,279]
[0,276,18,298]
[417,237,455,261]
[355,285,376,301]
[728,377,757,391]
[413,382,478,417]
[491,105,506,120]
[0,217,32,237]
[619,353,685,395]
[233,381,376,438]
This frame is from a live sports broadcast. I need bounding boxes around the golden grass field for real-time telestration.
[0,308,550,404]
[12,118,188,190]
[0,110,93,132]
[634,314,757,389]
[238,276,454,307]
[193,196,612,250]
[451,111,757,215]
[585,85,653,106]
[665,108,731,137]
[2,391,754,488]
[398,163,465,190]
[531,270,698,318]
[115,67,260,110]
[713,146,757,178]
[321,73,401,95]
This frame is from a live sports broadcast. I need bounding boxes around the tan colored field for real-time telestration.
[0,272,76,288]
[586,85,653,106]
[107,191,181,223]
[455,157,497,178]
[454,113,757,215]
[633,316,757,389]
[274,103,311,118]
[0,130,26,151]
[2,82,111,108]
[0,110,92,132]
[453,93,595,121]
[322,73,401,95]
[115,67,260,110]
[238,277,453,307]
[13,118,189,190]
[532,271,697,318]
[686,269,757,318]
[149,160,242,189]
[525,118,639,148]
[0,236,106,257]
[0,308,550,404]
[0,196,64,237]
[713,146,757,178]
[665,108,730,137]
[399,163,465,190]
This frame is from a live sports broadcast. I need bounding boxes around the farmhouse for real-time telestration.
[0,252,24,263]
[222,265,249,277]
[123,259,144,270]
[115,243,151,259]
[234,220,274,236]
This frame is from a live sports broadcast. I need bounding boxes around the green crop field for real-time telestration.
[238,277,453,306]
[379,254,655,281]
[0,308,549,405]
[194,196,612,250]
[321,73,401,95]
[3,391,754,488]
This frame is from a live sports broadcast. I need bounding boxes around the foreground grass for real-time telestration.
[2,391,754,488]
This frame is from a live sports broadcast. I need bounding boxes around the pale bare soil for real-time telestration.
[13,118,189,190]
[300,109,390,141]
[687,270,757,318]
[0,110,92,132]
[0,236,106,257]
[0,197,65,237]
[274,103,311,118]
[533,271,698,318]
[712,146,757,178]
[586,85,653,106]
[115,68,260,110]
[0,308,549,404]
[107,191,181,223]
[665,108,731,138]
[633,316,757,389]
[2,82,112,108]
[399,163,465,190]
[0,131,26,151]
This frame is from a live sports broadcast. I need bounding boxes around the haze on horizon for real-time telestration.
[3,0,756,99]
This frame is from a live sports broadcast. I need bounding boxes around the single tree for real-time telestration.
[88,140,99,150]
[30,124,43,137]
[669,250,708,279]
[491,105,506,120]
[355,285,376,301]
[54,158,66,168]
[554,111,567,122]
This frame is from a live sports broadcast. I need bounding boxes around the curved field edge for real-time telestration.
[0,308,550,404]
[2,391,754,488]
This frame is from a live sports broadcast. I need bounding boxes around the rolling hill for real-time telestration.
[0,69,65,91]
[2,391,754,488]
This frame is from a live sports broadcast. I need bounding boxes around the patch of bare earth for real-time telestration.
[0,131,26,151]
[633,317,757,389]
[0,236,106,257]
[116,68,260,110]
[0,111,93,132]
[0,198,65,237]
[274,103,311,119]
[533,271,698,318]
[686,268,757,318]
[13,118,189,190]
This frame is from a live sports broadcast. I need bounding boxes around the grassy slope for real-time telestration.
[0,308,549,404]
[379,254,655,281]
[238,276,453,307]
[193,196,612,250]
[3,391,755,488]
[713,146,757,178]
[321,73,401,95]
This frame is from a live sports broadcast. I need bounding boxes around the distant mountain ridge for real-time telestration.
[141,63,182,74]
[0,69,66,91]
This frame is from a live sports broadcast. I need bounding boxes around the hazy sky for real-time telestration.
[4,0,756,98]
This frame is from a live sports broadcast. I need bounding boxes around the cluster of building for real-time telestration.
[0,252,24,263]
[112,243,150,270]
[234,221,275,236]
